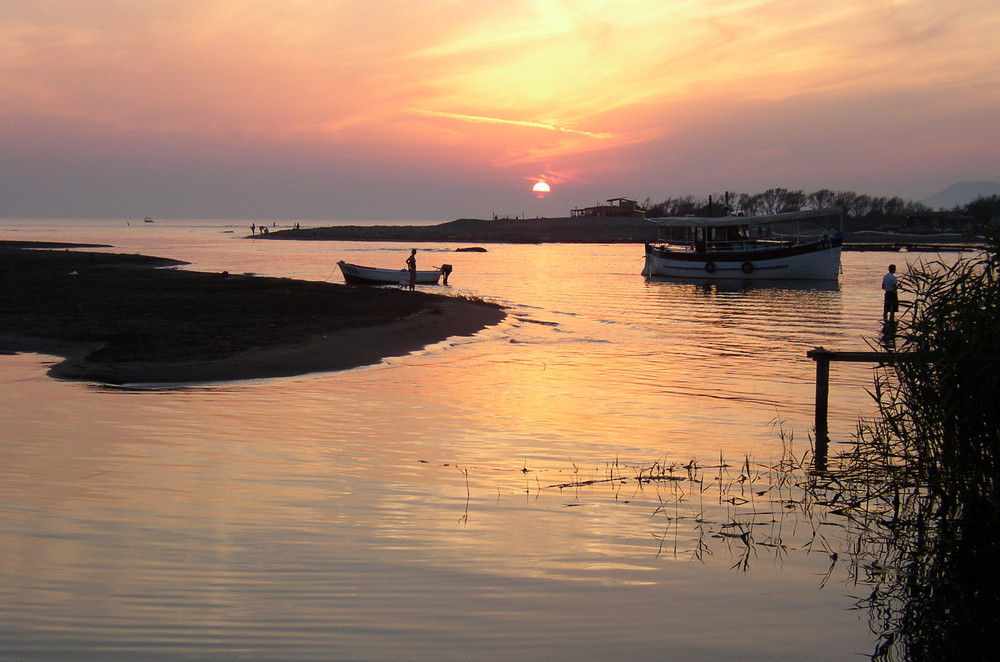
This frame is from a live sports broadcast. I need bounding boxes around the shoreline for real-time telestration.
[0,241,505,385]
[257,215,659,244]
[253,217,987,251]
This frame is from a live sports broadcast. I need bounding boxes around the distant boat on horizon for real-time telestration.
[144,217,154,223]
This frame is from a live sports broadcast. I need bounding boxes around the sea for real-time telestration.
[0,217,945,660]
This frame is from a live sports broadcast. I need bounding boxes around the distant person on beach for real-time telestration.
[406,249,417,291]
[882,264,899,322]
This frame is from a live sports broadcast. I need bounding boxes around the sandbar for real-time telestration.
[0,242,505,385]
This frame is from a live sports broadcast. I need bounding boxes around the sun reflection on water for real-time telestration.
[0,227,900,659]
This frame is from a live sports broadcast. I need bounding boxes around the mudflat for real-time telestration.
[0,241,505,384]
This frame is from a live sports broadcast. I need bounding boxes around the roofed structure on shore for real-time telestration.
[900,210,978,234]
[571,197,645,218]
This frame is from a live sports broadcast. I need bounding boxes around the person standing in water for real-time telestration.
[882,264,899,322]
[405,249,417,291]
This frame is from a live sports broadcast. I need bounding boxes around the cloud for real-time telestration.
[1,1,999,218]
[413,110,612,139]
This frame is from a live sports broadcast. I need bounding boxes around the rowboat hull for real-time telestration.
[642,235,843,281]
[337,260,442,286]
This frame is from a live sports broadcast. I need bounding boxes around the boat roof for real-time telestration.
[647,207,842,228]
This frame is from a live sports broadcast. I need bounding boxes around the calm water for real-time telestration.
[1,218,940,660]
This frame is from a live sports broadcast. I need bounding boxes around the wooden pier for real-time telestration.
[806,347,917,470]
[843,242,982,253]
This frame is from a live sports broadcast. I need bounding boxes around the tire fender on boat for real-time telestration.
[704,261,716,273]
[741,261,754,274]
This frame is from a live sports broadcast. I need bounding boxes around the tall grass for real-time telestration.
[834,230,1000,660]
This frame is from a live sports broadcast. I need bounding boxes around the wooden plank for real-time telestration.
[806,348,908,363]
[806,347,922,472]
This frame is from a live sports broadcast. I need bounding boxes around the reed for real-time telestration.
[830,230,1000,660]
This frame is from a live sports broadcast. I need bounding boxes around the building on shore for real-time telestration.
[899,210,977,235]
[571,197,645,218]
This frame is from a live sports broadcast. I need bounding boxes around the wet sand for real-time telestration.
[0,242,505,385]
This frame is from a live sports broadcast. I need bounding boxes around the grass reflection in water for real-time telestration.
[457,423,852,580]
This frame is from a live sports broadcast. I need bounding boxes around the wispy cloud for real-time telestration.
[414,110,612,139]
[1,0,998,218]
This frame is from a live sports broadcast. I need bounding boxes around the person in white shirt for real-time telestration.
[882,264,899,322]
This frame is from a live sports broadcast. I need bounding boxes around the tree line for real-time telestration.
[642,188,1000,231]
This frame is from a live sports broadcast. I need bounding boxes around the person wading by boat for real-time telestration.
[882,264,899,323]
[406,249,417,291]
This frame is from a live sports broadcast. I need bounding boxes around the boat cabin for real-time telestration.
[654,217,768,252]
[650,207,843,252]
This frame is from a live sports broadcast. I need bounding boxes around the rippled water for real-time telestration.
[1,218,944,660]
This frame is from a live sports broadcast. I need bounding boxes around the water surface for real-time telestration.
[2,218,941,660]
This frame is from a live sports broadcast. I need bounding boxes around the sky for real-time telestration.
[2,0,999,221]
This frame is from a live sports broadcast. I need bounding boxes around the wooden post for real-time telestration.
[806,347,913,473]
[810,348,832,440]
[809,347,832,472]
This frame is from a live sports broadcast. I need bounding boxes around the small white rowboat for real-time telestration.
[337,260,445,286]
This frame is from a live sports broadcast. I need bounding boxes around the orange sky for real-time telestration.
[2,0,998,219]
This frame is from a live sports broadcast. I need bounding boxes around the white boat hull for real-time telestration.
[643,235,843,281]
[338,261,442,286]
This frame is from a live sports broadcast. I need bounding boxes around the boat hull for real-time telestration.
[337,261,442,286]
[642,235,843,281]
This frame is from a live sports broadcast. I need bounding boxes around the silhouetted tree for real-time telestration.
[809,188,836,210]
[735,192,762,216]
[643,187,943,230]
[884,196,906,218]
[966,195,1000,223]
[758,188,784,214]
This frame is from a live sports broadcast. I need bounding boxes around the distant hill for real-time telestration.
[923,181,1000,210]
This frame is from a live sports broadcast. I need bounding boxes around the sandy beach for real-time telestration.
[0,241,505,384]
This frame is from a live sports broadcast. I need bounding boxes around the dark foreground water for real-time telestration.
[1,218,939,660]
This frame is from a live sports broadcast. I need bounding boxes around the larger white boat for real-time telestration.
[642,207,843,281]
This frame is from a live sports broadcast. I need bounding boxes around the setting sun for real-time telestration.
[532,181,551,196]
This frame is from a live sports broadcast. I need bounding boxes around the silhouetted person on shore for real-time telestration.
[406,249,417,291]
[882,264,899,323]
